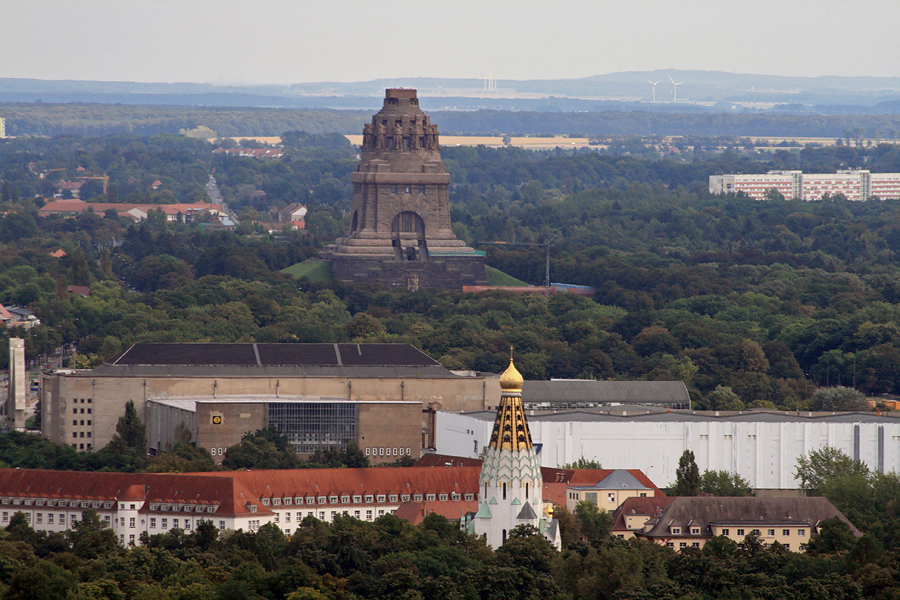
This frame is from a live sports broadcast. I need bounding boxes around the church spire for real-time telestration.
[489,348,532,451]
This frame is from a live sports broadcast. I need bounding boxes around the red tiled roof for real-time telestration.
[414,454,482,468]
[393,499,477,524]
[67,285,91,297]
[49,248,67,258]
[190,467,480,501]
[0,469,239,514]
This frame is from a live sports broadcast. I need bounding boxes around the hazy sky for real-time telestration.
[4,0,899,84]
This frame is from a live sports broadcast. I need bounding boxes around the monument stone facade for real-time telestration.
[324,89,487,290]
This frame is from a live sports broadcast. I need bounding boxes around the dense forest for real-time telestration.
[4,101,900,138]
[4,134,900,409]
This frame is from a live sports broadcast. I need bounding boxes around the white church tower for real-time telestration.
[469,350,560,549]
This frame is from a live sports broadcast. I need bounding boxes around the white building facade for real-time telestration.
[435,410,900,490]
[710,170,900,201]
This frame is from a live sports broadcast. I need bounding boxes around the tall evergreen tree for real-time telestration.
[674,450,701,496]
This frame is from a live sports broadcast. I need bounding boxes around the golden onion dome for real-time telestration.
[499,352,524,391]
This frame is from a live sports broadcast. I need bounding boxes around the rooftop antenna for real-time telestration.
[669,76,683,102]
[646,79,661,103]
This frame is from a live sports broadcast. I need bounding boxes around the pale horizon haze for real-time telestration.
[3,0,899,85]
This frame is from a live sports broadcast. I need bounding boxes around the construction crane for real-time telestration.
[478,233,558,296]
[75,175,109,195]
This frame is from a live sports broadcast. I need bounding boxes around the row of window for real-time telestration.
[72,431,92,438]
[72,407,92,414]
[146,504,216,513]
[71,443,92,450]
[1,498,111,509]
[72,420,92,427]
[260,492,472,506]
[365,447,411,457]
[720,528,806,537]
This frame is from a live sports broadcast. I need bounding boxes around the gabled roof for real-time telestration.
[637,497,862,538]
[611,496,676,532]
[569,469,651,491]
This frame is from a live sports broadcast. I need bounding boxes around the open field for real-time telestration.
[229,134,897,150]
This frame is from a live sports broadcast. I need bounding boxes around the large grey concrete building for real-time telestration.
[41,342,499,462]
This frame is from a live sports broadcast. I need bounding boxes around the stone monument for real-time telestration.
[323,89,487,290]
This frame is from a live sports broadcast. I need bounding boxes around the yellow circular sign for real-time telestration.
[212,415,222,425]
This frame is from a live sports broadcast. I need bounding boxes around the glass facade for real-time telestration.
[268,402,357,454]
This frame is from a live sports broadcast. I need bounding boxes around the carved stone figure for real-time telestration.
[375,122,385,151]
[393,122,404,151]
[362,123,374,151]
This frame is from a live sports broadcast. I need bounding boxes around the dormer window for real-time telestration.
[341,496,350,504]
[149,504,159,511]
[329,496,338,504]
[426,494,436,502]
[307,497,316,505]
[451,493,460,501]
[464,494,473,501]
[401,494,411,502]
[691,528,700,535]
[249,505,257,513]
[365,495,374,503]
[184,505,193,513]
[284,498,292,506]
[671,527,681,535]
[317,496,326,505]
[294,497,304,505]
[272,498,281,506]
[413,494,423,502]
[261,499,270,506]
[389,495,398,503]
[376,495,386,503]
[35,500,44,507]
[439,494,448,501]
[353,495,362,503]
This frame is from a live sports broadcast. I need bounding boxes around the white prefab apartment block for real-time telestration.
[435,409,900,491]
[710,170,900,201]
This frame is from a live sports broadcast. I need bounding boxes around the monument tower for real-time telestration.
[324,89,487,290]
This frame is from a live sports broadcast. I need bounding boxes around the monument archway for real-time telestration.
[391,211,426,260]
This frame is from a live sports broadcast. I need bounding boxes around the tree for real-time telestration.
[811,386,868,412]
[561,457,602,469]
[223,426,302,470]
[699,470,753,496]
[573,500,612,546]
[109,400,147,452]
[673,450,700,496]
[794,446,869,495]
[66,509,118,559]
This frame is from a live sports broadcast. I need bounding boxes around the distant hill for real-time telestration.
[2,71,900,114]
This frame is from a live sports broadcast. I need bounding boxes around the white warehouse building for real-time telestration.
[435,408,900,491]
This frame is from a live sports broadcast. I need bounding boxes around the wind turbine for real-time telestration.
[669,76,683,102]
[646,79,661,103]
